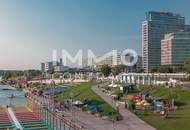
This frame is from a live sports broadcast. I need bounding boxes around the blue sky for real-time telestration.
[0,0,190,69]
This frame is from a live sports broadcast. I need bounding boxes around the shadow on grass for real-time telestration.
[88,99,105,105]
[166,115,190,120]
[175,101,187,107]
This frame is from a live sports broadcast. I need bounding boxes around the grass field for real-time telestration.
[138,85,190,130]
[55,82,122,119]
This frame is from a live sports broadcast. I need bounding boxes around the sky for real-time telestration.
[0,0,190,70]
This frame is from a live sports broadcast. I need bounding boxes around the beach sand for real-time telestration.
[0,106,33,115]
[13,106,30,113]
[0,106,32,113]
[0,106,5,113]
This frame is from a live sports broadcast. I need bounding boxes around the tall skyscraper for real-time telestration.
[142,11,188,72]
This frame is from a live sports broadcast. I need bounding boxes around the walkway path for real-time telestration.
[92,85,157,130]
[26,86,156,130]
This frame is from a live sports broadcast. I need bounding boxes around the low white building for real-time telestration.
[119,73,188,86]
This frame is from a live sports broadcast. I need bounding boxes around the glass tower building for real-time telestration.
[161,31,190,67]
[142,11,187,72]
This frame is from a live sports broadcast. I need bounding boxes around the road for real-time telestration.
[92,85,157,130]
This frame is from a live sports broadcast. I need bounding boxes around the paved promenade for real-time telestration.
[92,85,157,130]
[26,86,157,130]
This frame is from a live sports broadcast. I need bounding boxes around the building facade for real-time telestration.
[44,62,53,73]
[41,58,69,73]
[41,63,45,73]
[142,11,188,72]
[161,31,190,67]
[92,50,121,67]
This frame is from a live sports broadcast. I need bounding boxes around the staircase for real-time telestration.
[16,112,52,130]
[0,113,16,130]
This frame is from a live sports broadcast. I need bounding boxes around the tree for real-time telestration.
[100,65,111,77]
[2,71,24,80]
[150,67,175,73]
[111,66,121,77]
[138,68,145,73]
[150,67,159,73]
[26,70,42,77]
[184,59,190,73]
[2,72,12,80]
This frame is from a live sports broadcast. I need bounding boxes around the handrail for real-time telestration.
[7,108,23,130]
[26,94,83,130]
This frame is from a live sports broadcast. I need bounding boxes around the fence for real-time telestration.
[26,93,83,130]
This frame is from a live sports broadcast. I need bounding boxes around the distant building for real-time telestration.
[44,62,53,73]
[52,61,59,66]
[87,50,142,73]
[142,11,189,72]
[41,63,45,73]
[82,58,88,68]
[41,58,69,73]
[136,56,143,72]
[124,55,142,72]
[161,31,190,67]
[185,25,190,31]
[93,51,121,67]
[59,58,63,66]
[54,66,69,73]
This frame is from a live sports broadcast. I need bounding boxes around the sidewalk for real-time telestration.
[92,85,157,130]
[27,92,118,130]
[26,87,157,130]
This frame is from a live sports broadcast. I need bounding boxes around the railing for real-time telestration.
[26,93,83,130]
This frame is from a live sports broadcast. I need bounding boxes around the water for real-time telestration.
[0,85,26,107]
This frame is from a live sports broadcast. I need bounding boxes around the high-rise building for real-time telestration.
[161,31,190,67]
[142,11,188,72]
[185,25,190,31]
[41,63,45,73]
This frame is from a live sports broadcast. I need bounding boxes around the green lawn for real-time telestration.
[55,82,122,120]
[138,85,190,130]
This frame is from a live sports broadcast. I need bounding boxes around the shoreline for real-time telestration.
[0,84,16,90]
[0,105,30,113]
